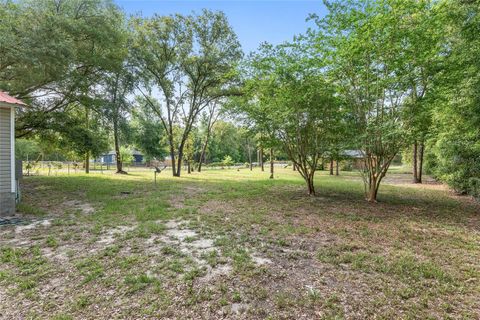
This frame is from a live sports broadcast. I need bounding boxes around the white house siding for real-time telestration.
[0,106,14,215]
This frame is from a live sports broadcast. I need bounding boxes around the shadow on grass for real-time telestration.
[19,170,479,230]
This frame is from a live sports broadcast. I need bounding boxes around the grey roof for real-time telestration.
[342,150,364,158]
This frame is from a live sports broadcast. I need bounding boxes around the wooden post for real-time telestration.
[269,148,274,179]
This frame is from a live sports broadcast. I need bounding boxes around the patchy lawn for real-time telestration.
[0,168,479,319]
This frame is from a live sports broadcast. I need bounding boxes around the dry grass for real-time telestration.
[0,168,478,319]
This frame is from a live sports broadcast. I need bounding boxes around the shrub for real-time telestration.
[222,155,234,167]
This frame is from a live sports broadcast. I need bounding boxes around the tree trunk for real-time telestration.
[367,175,377,202]
[260,147,264,171]
[85,106,89,174]
[293,163,296,171]
[307,176,315,195]
[85,152,90,174]
[329,158,334,175]
[269,148,274,179]
[336,160,339,176]
[248,146,253,171]
[198,102,217,173]
[418,142,424,183]
[187,159,191,174]
[197,135,210,172]
[413,141,420,183]
[175,150,183,177]
[169,143,176,177]
[114,119,127,174]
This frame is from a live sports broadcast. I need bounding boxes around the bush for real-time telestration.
[222,155,234,167]
[468,178,480,199]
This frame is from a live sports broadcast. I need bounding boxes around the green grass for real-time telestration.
[0,167,478,318]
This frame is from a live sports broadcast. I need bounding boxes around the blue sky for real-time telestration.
[114,0,327,53]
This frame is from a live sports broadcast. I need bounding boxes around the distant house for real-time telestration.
[325,150,364,171]
[0,92,26,216]
[342,150,364,169]
[342,150,364,159]
[98,150,144,165]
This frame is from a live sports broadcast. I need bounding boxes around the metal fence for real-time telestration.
[20,160,293,176]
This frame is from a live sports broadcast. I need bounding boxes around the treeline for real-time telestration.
[233,0,480,200]
[15,119,265,167]
[1,0,479,200]
[2,0,247,175]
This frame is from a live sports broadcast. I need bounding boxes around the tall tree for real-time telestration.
[130,100,168,162]
[0,0,126,137]
[131,10,242,177]
[197,101,221,172]
[396,1,444,183]
[427,0,480,198]
[99,69,135,174]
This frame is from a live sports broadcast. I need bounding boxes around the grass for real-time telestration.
[0,167,479,319]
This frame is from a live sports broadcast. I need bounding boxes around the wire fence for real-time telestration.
[21,160,293,176]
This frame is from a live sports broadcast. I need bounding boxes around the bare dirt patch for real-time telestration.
[14,219,52,233]
[97,225,136,246]
[63,200,96,214]
[168,185,204,209]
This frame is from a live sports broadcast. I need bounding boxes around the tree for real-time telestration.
[131,10,242,177]
[130,101,168,162]
[240,128,255,171]
[238,43,340,195]
[119,146,134,166]
[15,139,41,161]
[206,121,244,163]
[197,101,222,172]
[1,0,126,138]
[395,2,444,184]
[426,0,480,198]
[311,0,416,202]
[99,69,135,174]
[37,107,109,164]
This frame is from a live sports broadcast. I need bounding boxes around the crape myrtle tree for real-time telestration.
[239,43,340,195]
[311,0,418,202]
[131,10,243,177]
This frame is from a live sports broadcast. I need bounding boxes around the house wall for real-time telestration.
[133,154,143,164]
[0,106,15,215]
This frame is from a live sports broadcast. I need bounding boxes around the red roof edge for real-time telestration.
[0,91,27,106]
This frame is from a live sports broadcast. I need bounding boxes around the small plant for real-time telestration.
[45,236,58,248]
[124,273,155,293]
[232,291,242,303]
[306,286,321,302]
[222,155,234,167]
[74,295,91,309]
